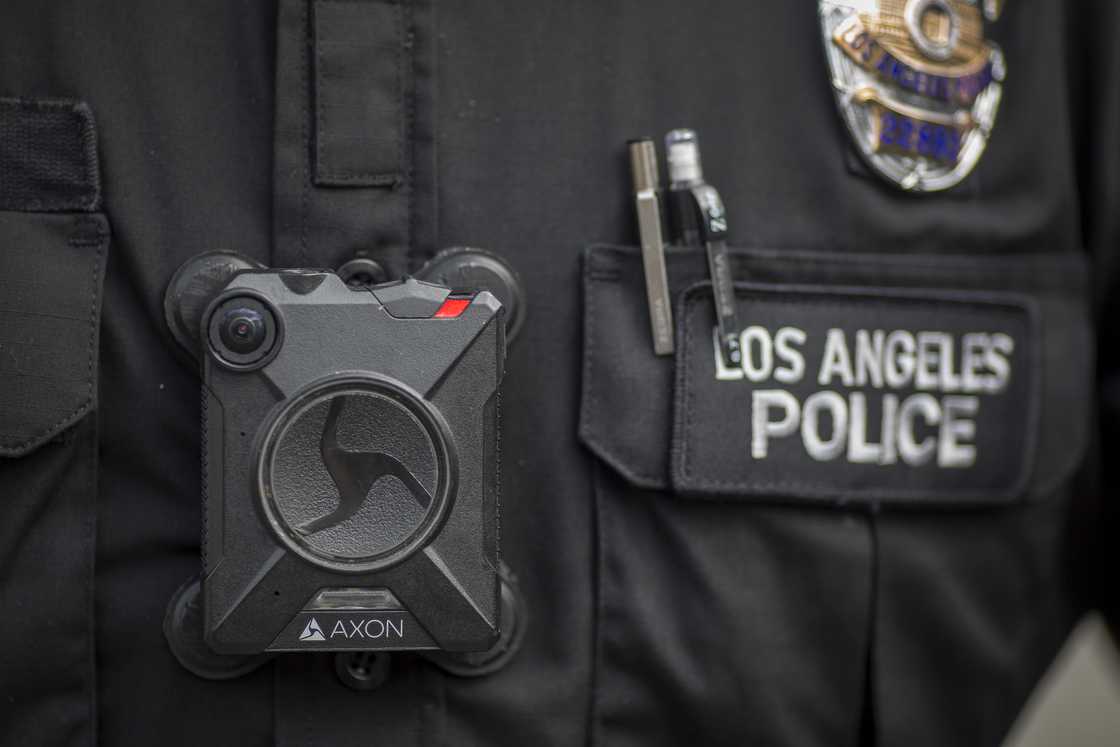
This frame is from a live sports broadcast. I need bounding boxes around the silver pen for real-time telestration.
[628,138,674,356]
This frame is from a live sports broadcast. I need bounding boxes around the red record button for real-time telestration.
[432,297,471,318]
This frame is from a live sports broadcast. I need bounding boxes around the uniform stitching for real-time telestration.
[402,0,416,265]
[300,0,310,266]
[587,461,607,746]
[84,415,98,747]
[316,171,400,184]
[314,12,326,189]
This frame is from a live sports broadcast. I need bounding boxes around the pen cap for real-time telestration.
[628,139,660,193]
[665,129,703,186]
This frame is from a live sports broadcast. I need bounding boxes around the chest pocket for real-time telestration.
[0,97,108,747]
[579,243,1091,746]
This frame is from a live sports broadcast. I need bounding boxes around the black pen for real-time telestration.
[665,129,741,368]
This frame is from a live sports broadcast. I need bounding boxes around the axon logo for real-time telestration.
[296,615,407,643]
[327,617,406,641]
[299,618,325,642]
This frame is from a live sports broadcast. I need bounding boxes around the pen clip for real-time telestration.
[690,184,741,368]
[628,139,675,356]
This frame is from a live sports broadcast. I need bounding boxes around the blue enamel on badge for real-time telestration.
[820,0,1006,191]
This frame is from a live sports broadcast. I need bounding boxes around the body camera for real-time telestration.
[200,270,504,654]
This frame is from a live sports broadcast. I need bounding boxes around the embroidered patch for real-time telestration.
[671,282,1038,505]
[819,0,1006,191]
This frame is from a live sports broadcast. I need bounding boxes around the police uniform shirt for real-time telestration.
[0,1,1117,746]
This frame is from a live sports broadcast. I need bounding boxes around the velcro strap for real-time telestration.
[313,0,406,187]
[0,98,101,213]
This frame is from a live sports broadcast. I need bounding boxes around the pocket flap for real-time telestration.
[0,212,108,457]
[0,97,108,458]
[580,245,1092,507]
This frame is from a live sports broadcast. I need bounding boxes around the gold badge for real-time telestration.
[820,0,1006,191]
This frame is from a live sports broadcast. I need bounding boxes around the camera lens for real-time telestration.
[219,308,266,354]
[207,295,281,369]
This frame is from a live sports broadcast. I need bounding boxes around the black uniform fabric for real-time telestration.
[0,2,1115,746]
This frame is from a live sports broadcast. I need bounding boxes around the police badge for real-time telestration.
[820,0,1006,191]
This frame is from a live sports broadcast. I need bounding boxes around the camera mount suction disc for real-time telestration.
[421,562,527,677]
[163,576,275,681]
[164,251,265,364]
[416,247,526,344]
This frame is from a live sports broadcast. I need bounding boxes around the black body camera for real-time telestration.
[163,250,524,677]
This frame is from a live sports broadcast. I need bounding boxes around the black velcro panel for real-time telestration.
[0,98,101,213]
[313,0,406,187]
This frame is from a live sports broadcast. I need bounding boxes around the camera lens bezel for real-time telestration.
[255,374,458,574]
[205,292,283,370]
